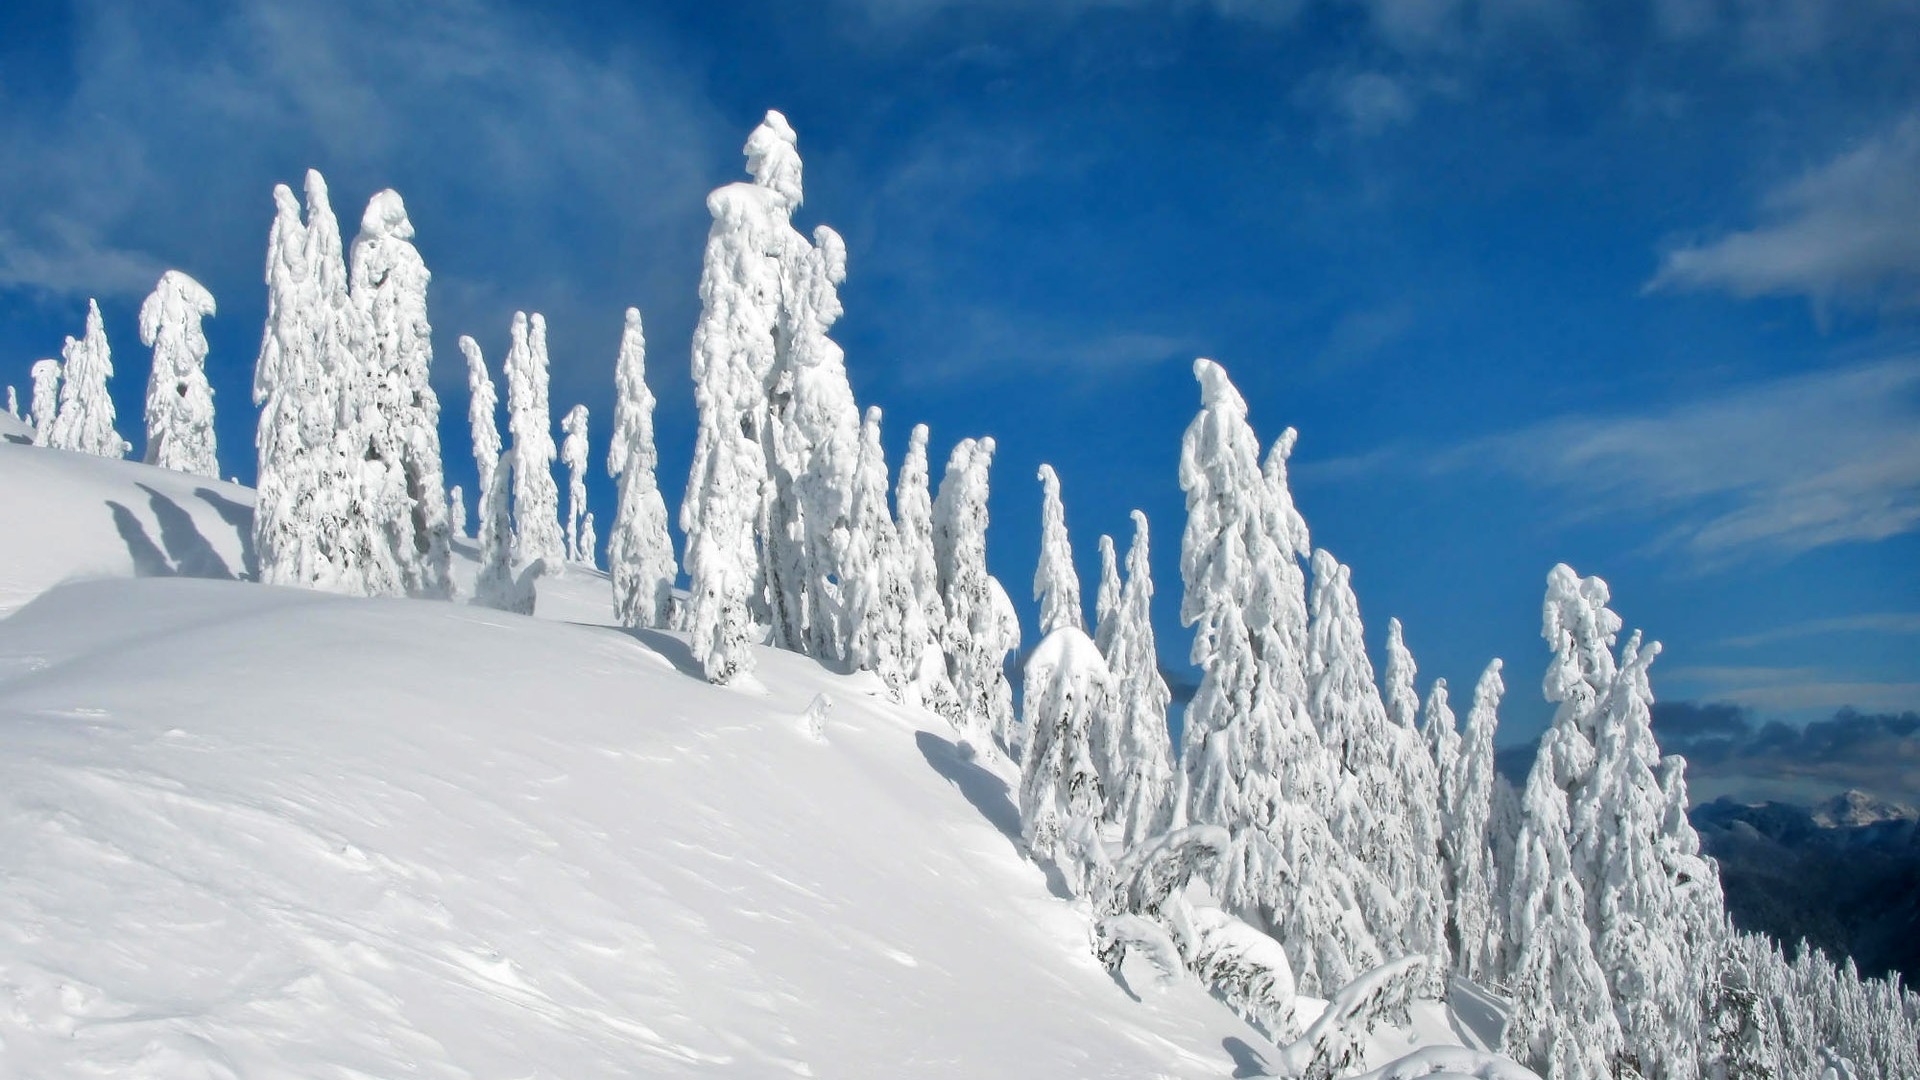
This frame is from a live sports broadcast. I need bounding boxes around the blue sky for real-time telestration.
[3,0,1917,800]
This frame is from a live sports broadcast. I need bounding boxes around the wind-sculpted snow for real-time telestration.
[0,575,1300,1078]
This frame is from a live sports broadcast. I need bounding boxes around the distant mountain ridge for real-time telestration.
[1691,790,1920,987]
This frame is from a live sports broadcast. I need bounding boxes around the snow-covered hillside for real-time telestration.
[0,443,1484,1077]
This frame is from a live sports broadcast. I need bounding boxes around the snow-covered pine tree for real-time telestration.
[1656,752,1727,1077]
[606,307,677,630]
[1018,625,1111,896]
[1093,533,1122,654]
[893,423,958,713]
[1103,510,1176,849]
[765,215,862,663]
[474,448,540,614]
[461,336,502,511]
[1307,549,1414,960]
[448,485,467,539]
[561,404,590,563]
[1033,464,1085,636]
[47,299,127,457]
[1385,617,1451,996]
[682,117,791,683]
[579,512,597,569]
[1406,675,1456,994]
[933,436,1019,754]
[1502,721,1624,1080]
[29,358,60,445]
[1449,658,1505,983]
[842,405,927,698]
[1179,358,1382,996]
[349,189,451,598]
[505,312,565,570]
[138,270,218,477]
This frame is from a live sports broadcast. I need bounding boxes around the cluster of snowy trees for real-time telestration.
[14,107,1917,1080]
[10,277,219,476]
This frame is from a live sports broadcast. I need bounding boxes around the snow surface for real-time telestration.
[0,443,1494,1077]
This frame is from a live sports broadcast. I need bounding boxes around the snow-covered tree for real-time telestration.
[47,299,127,457]
[1502,721,1624,1080]
[1093,533,1121,655]
[1449,658,1505,983]
[606,307,676,630]
[138,270,218,477]
[1307,549,1413,958]
[254,171,389,594]
[474,448,540,614]
[29,358,60,445]
[448,485,467,539]
[933,436,1019,753]
[461,336,501,510]
[1384,617,1451,995]
[505,312,565,570]
[1179,358,1381,995]
[681,118,791,684]
[1019,626,1111,895]
[560,404,590,563]
[579,512,597,569]
[1033,464,1085,636]
[842,406,935,703]
[1101,510,1177,849]
[349,189,450,598]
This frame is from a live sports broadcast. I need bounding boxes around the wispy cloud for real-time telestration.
[1324,358,1920,565]
[1662,665,1920,714]
[1721,612,1920,649]
[1648,114,1920,317]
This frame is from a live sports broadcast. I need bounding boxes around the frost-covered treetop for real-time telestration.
[1034,463,1084,637]
[357,188,415,242]
[745,109,804,208]
[1541,563,1623,725]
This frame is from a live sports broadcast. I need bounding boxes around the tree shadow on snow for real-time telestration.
[622,627,708,682]
[139,484,232,580]
[108,501,175,578]
[1222,1036,1271,1079]
[914,729,1073,901]
[193,487,256,580]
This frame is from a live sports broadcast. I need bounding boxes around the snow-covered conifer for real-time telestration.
[47,299,127,457]
[579,512,597,569]
[1033,464,1085,636]
[1450,658,1505,983]
[1102,511,1176,849]
[890,423,957,713]
[682,117,795,683]
[349,189,450,598]
[504,312,565,569]
[933,437,1018,752]
[29,359,60,445]
[448,485,467,539]
[1384,617,1421,735]
[843,406,925,697]
[1307,550,1414,958]
[461,336,501,509]
[3,386,14,420]
[561,404,590,563]
[1019,626,1110,895]
[1502,722,1623,1080]
[1093,534,1121,655]
[475,448,540,614]
[138,270,218,476]
[1405,676,1456,992]
[606,307,676,629]
[1179,359,1381,995]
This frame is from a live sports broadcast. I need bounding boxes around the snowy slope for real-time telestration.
[0,445,1495,1077]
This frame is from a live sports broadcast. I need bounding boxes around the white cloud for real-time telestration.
[1721,612,1920,649]
[1333,72,1417,135]
[1321,358,1920,565]
[1649,114,1920,316]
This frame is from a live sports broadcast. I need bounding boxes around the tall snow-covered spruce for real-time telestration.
[461,336,502,512]
[1033,464,1084,636]
[138,270,219,477]
[1100,510,1176,850]
[606,307,677,630]
[47,299,127,458]
[29,358,60,445]
[349,189,450,598]
[1448,658,1506,983]
[933,436,1019,753]
[505,312,565,571]
[561,404,590,564]
[1178,358,1380,996]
